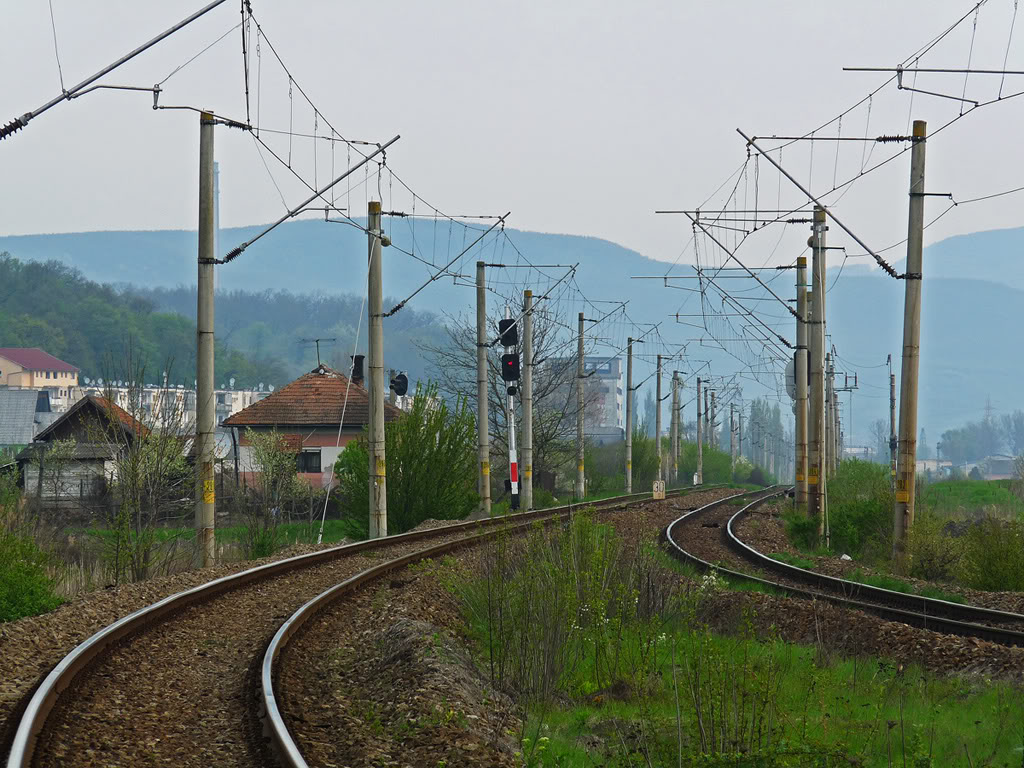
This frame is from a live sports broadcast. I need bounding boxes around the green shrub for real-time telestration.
[0,530,65,621]
[959,516,1024,591]
[678,442,734,485]
[626,428,660,490]
[335,383,478,538]
[583,441,623,496]
[825,460,892,559]
[907,509,962,582]
[748,466,768,487]
[784,510,821,551]
[0,471,63,622]
[531,486,559,510]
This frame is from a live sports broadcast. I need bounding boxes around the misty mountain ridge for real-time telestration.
[1,220,1023,444]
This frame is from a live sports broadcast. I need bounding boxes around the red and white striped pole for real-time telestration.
[504,306,519,509]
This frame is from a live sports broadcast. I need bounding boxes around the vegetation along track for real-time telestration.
[262,485,749,768]
[4,485,730,768]
[664,490,1024,647]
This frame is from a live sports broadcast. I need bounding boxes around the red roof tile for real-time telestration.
[89,396,150,437]
[0,348,79,372]
[35,394,150,441]
[222,365,403,428]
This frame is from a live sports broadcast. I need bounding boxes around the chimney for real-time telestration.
[351,354,365,386]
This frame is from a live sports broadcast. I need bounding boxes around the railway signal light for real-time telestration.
[498,318,518,347]
[390,372,408,396]
[501,353,520,382]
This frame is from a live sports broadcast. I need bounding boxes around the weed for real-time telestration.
[769,551,816,570]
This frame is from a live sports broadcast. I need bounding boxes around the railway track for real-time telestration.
[260,484,764,767]
[664,490,1024,648]
[4,484,732,768]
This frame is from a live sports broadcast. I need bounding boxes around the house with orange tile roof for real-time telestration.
[222,364,403,488]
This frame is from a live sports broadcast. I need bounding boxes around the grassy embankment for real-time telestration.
[443,508,1024,767]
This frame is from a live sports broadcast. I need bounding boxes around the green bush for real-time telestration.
[335,383,477,538]
[0,530,65,622]
[626,428,660,490]
[907,509,962,582]
[959,516,1024,591]
[748,466,768,487]
[0,470,63,622]
[825,460,892,559]
[583,441,624,496]
[784,510,821,551]
[678,442,734,485]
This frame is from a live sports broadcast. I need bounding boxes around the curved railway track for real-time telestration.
[257,485,761,768]
[5,485,731,768]
[664,490,1024,648]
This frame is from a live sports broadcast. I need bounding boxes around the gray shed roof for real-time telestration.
[0,389,56,446]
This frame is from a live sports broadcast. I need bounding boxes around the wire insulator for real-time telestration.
[222,245,245,264]
[0,117,26,140]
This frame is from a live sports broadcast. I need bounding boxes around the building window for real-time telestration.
[296,450,322,473]
[46,371,50,379]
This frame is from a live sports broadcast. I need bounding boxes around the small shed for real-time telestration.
[17,395,148,500]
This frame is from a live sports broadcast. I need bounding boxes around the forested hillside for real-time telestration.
[134,285,450,385]
[0,254,451,388]
[0,255,287,386]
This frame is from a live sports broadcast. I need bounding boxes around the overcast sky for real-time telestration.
[3,1,1024,267]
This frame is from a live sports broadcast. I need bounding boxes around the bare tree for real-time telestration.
[424,305,600,487]
[869,419,890,465]
[95,351,196,583]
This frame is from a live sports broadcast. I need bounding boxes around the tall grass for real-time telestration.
[447,507,1024,765]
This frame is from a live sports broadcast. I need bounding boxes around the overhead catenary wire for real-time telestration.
[2,0,233,139]
[221,135,399,264]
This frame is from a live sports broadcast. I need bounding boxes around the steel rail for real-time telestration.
[725,503,1024,634]
[260,484,752,768]
[662,493,1024,649]
[5,485,718,768]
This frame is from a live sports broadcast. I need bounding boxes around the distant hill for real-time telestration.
[2,221,1023,444]
[0,220,667,312]
[894,225,1024,290]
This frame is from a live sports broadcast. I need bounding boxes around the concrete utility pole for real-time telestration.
[795,255,809,513]
[670,371,679,484]
[710,390,717,450]
[889,363,897,492]
[656,354,663,482]
[825,352,834,477]
[476,261,490,517]
[624,338,634,493]
[739,411,744,463]
[196,111,216,567]
[730,403,737,475]
[367,201,387,538]
[895,125,928,551]
[695,376,703,484]
[703,387,710,445]
[674,377,682,482]
[576,312,586,499]
[809,204,828,534]
[522,289,534,510]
